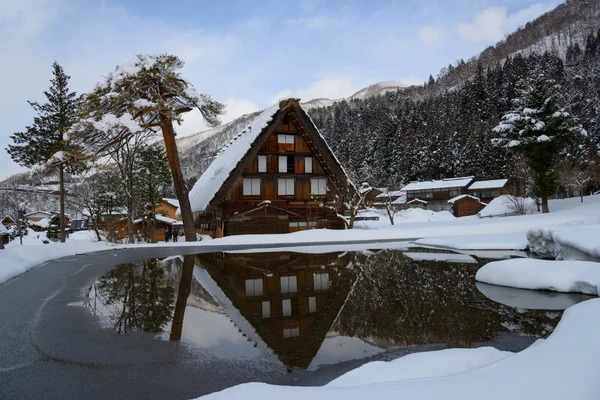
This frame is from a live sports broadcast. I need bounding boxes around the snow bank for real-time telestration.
[478,195,538,217]
[194,299,600,400]
[527,224,600,261]
[476,282,590,310]
[1,234,111,285]
[476,258,600,295]
[326,347,511,387]
[414,232,527,251]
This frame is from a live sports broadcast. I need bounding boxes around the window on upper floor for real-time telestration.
[425,191,433,198]
[278,155,294,173]
[245,278,263,297]
[280,275,298,294]
[278,134,294,144]
[310,178,327,195]
[243,178,261,196]
[278,178,295,196]
[258,155,267,173]
[313,272,330,291]
[449,190,459,197]
[305,157,313,173]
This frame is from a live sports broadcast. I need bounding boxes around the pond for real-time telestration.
[82,248,592,376]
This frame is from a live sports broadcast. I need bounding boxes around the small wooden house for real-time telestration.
[188,99,356,238]
[2,216,14,228]
[156,198,181,221]
[448,195,487,217]
[402,177,474,212]
[0,222,9,245]
[358,183,386,206]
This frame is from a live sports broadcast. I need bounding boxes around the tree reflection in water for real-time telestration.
[91,258,176,333]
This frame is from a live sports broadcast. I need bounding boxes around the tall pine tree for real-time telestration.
[7,62,79,242]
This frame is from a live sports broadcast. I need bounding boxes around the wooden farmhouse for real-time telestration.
[188,99,356,238]
[358,183,387,206]
[401,177,474,212]
[448,195,487,217]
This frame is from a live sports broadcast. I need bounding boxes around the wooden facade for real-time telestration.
[194,251,356,368]
[155,199,180,221]
[193,99,354,238]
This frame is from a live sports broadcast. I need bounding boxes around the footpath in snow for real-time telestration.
[476,258,600,296]
[195,299,600,400]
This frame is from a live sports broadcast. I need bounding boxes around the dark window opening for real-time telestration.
[287,156,294,173]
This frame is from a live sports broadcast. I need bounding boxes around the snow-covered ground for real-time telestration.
[194,299,600,400]
[2,194,599,287]
[528,224,600,260]
[476,258,600,296]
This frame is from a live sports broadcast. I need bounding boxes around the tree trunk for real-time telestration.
[93,219,101,241]
[580,189,584,203]
[541,195,550,213]
[59,164,66,243]
[170,255,195,341]
[161,117,196,242]
[387,207,395,225]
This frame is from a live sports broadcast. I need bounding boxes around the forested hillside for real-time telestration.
[308,30,600,188]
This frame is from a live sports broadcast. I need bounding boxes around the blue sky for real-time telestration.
[0,0,557,179]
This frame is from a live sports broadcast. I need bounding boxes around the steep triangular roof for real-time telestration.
[188,99,355,213]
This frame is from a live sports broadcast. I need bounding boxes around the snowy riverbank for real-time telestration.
[194,299,600,400]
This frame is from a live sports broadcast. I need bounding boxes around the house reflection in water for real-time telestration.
[194,251,357,369]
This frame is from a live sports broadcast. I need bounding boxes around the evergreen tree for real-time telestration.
[492,67,586,212]
[6,62,80,243]
[46,214,61,242]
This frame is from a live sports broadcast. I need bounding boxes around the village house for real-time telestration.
[401,177,474,212]
[24,210,53,223]
[373,190,406,209]
[188,99,356,238]
[155,198,181,221]
[358,183,387,206]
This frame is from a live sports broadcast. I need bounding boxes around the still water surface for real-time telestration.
[83,248,591,373]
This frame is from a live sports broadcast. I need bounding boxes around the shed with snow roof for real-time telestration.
[156,198,181,221]
[448,194,487,217]
[187,99,356,238]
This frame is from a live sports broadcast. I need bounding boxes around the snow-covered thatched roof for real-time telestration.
[468,179,508,190]
[0,223,8,234]
[402,177,474,192]
[188,104,279,213]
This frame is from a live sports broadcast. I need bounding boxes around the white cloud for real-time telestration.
[457,3,555,43]
[418,25,443,44]
[296,77,360,101]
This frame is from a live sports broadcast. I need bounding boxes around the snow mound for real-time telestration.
[478,195,537,217]
[415,232,527,251]
[476,258,600,295]
[326,347,511,387]
[527,224,600,261]
[395,208,455,223]
[195,299,600,400]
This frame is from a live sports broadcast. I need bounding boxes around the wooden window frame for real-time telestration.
[258,155,267,173]
[278,178,295,196]
[310,178,327,195]
[243,178,261,196]
[305,156,313,174]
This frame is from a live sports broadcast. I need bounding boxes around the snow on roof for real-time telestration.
[376,190,404,198]
[162,198,180,208]
[188,104,280,212]
[391,193,408,204]
[0,223,8,234]
[407,198,428,204]
[448,194,485,204]
[156,214,183,225]
[468,179,509,190]
[358,186,373,194]
[24,211,52,217]
[401,177,474,192]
